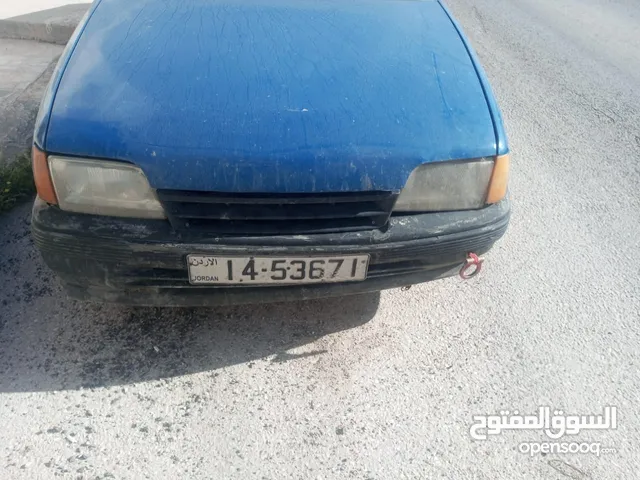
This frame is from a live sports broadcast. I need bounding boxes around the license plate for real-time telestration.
[187,255,370,285]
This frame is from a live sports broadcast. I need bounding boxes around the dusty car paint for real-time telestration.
[31,0,511,306]
[38,0,506,193]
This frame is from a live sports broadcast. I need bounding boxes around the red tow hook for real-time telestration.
[459,253,484,280]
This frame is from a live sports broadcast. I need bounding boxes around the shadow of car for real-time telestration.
[0,204,380,391]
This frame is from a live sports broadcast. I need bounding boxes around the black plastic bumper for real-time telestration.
[31,197,510,306]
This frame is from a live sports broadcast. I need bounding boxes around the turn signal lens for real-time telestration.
[32,145,58,205]
[486,154,510,204]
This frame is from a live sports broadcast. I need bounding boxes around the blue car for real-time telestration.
[31,0,510,306]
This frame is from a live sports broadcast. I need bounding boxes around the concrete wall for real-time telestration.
[0,4,90,166]
[0,1,91,20]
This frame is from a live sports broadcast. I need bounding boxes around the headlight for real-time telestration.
[49,156,166,219]
[393,158,496,212]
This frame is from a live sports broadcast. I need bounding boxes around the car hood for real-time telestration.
[45,0,498,193]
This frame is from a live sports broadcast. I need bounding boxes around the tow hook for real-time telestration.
[459,253,484,280]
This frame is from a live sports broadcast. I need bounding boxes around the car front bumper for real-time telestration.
[31,197,510,306]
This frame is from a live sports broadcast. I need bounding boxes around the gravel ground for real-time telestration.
[1,0,639,478]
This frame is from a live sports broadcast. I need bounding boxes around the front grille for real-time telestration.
[156,190,398,235]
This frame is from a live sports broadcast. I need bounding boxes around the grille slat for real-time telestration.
[157,190,397,235]
[163,201,389,222]
[157,191,391,205]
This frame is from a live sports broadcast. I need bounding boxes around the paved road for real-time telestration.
[1,0,639,478]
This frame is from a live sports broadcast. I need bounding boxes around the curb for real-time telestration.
[0,4,90,45]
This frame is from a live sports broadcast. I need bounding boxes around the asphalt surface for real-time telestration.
[1,0,639,478]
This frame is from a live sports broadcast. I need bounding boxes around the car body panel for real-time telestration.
[437,0,509,155]
[33,0,103,150]
[42,0,500,193]
[31,197,510,305]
